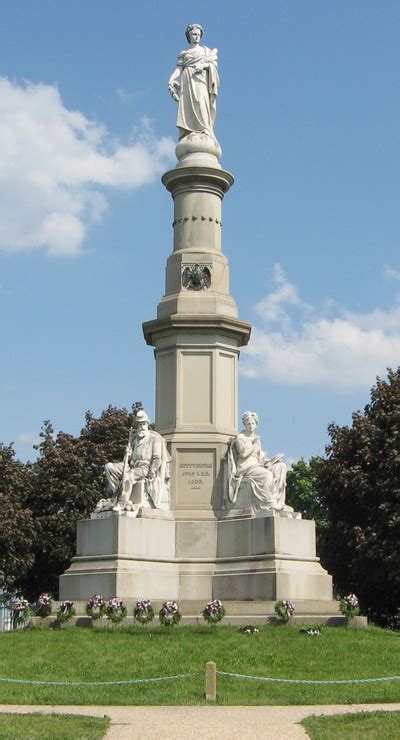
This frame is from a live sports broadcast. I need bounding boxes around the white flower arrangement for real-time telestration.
[202,599,225,624]
[339,593,360,620]
[105,597,127,624]
[56,600,76,624]
[134,599,154,625]
[7,596,30,627]
[36,592,53,618]
[274,599,295,623]
[86,594,106,620]
[159,601,181,627]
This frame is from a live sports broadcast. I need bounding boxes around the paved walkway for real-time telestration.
[1,703,400,739]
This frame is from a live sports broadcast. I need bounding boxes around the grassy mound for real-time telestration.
[0,624,399,705]
[0,713,109,739]
[302,710,400,739]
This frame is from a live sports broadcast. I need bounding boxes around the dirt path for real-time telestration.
[1,703,400,739]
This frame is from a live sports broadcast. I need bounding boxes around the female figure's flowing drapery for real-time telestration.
[228,434,292,512]
[176,46,219,139]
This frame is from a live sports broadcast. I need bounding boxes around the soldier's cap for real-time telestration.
[135,409,150,424]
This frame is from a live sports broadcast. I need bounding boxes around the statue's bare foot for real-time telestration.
[112,503,123,513]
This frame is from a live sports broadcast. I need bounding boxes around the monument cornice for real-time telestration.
[142,313,252,347]
[162,166,234,195]
[70,552,321,565]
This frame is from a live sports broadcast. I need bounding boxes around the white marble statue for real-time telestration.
[228,411,293,513]
[168,23,219,140]
[95,409,170,515]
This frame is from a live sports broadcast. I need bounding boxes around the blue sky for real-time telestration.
[1,1,399,464]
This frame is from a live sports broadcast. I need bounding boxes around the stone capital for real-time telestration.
[142,314,251,348]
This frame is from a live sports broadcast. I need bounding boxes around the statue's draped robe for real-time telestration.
[228,434,290,511]
[176,46,219,138]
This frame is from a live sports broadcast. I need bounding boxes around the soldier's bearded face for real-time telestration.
[137,421,149,438]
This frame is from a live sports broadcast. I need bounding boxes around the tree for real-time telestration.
[286,457,328,531]
[18,407,135,599]
[315,369,400,625]
[0,445,35,591]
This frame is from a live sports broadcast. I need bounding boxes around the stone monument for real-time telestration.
[60,25,337,619]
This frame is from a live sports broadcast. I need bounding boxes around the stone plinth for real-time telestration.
[59,509,332,604]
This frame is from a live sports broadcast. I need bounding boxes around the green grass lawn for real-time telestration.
[302,710,400,739]
[0,713,109,739]
[0,624,399,705]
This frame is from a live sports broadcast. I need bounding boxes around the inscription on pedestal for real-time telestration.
[180,463,212,490]
[176,449,216,507]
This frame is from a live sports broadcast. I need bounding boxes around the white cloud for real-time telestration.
[16,432,39,445]
[115,87,135,104]
[0,77,174,256]
[383,264,400,281]
[241,264,400,390]
[254,262,312,331]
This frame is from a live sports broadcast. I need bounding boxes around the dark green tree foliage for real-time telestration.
[25,420,92,598]
[80,405,134,477]
[316,369,400,623]
[0,445,35,590]
[286,457,328,530]
[16,406,134,599]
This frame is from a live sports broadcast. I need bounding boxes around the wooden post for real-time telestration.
[205,661,216,701]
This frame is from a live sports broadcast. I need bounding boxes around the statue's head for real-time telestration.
[185,24,204,44]
[135,409,150,435]
[242,411,259,432]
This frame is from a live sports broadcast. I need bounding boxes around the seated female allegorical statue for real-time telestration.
[228,411,293,513]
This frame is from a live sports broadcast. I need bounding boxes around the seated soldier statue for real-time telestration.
[95,408,170,516]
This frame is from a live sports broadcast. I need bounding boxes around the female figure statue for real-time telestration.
[228,412,293,513]
[168,24,219,140]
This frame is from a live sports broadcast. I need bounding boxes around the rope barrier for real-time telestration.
[0,669,398,688]
[217,671,400,685]
[0,672,201,687]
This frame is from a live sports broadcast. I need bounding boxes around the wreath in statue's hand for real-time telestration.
[168,81,180,101]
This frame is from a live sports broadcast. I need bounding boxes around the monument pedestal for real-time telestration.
[59,509,332,608]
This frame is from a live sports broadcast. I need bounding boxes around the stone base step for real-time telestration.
[26,613,351,628]
[50,599,342,616]
[27,598,352,628]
